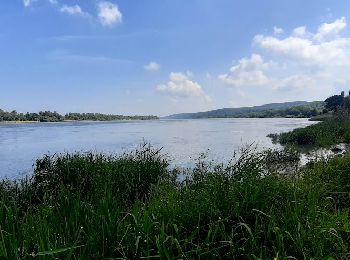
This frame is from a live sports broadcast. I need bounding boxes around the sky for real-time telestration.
[1,1,350,116]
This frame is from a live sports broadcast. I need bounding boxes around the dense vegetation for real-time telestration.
[271,116,350,147]
[0,109,158,122]
[0,110,64,122]
[64,112,157,121]
[166,101,324,119]
[270,91,350,147]
[1,144,350,259]
[1,101,323,122]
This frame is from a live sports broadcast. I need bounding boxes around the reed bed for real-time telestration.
[0,144,350,259]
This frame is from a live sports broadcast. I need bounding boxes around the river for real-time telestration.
[0,118,316,179]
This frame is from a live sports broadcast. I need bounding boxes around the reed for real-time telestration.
[0,144,349,259]
[273,116,350,147]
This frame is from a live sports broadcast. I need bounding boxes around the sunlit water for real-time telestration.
[0,118,316,179]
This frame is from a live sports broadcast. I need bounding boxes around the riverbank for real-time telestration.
[269,115,350,147]
[1,144,350,259]
[0,120,39,124]
[0,119,160,124]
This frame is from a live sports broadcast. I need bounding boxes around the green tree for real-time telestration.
[324,95,344,112]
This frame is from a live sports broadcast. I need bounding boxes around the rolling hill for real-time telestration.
[165,101,325,119]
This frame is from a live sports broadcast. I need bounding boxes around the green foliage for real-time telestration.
[269,91,350,147]
[274,116,350,147]
[0,109,158,122]
[0,109,63,122]
[323,91,350,113]
[64,112,157,121]
[324,95,345,111]
[1,146,350,259]
[30,143,169,207]
[167,101,325,119]
[38,111,64,122]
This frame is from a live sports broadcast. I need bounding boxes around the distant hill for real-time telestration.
[165,101,325,119]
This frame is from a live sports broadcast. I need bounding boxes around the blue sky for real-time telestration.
[1,0,350,116]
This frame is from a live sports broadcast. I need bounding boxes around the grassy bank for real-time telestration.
[1,145,350,259]
[269,116,350,147]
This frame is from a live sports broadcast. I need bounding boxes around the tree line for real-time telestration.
[233,104,323,118]
[0,109,158,122]
[324,91,350,113]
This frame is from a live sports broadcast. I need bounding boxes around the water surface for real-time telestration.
[0,118,316,179]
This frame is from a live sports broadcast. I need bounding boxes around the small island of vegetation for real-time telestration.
[0,109,158,122]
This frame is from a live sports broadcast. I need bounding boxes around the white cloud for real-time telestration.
[23,0,37,7]
[220,17,350,101]
[157,72,211,102]
[59,5,89,16]
[293,26,307,37]
[219,54,270,87]
[98,1,122,27]
[24,0,57,7]
[273,26,284,35]
[144,62,160,72]
[314,17,346,42]
[254,20,350,66]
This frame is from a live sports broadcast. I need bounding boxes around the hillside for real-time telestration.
[165,101,324,119]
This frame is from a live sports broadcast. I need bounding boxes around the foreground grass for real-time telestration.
[1,144,350,259]
[270,116,350,147]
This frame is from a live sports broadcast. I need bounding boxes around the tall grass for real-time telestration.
[1,144,350,259]
[273,116,350,147]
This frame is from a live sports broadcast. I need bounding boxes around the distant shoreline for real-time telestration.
[0,120,39,124]
[0,119,160,124]
[0,117,315,124]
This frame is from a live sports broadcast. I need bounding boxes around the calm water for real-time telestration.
[0,118,316,179]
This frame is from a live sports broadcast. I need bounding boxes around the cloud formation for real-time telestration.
[157,72,211,102]
[98,1,122,26]
[219,17,350,100]
[315,17,346,42]
[24,0,57,7]
[144,62,160,72]
[219,54,270,87]
[59,5,89,16]
[23,0,123,28]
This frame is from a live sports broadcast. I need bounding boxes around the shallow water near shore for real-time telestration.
[0,118,316,179]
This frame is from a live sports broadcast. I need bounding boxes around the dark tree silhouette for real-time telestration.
[324,95,344,112]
